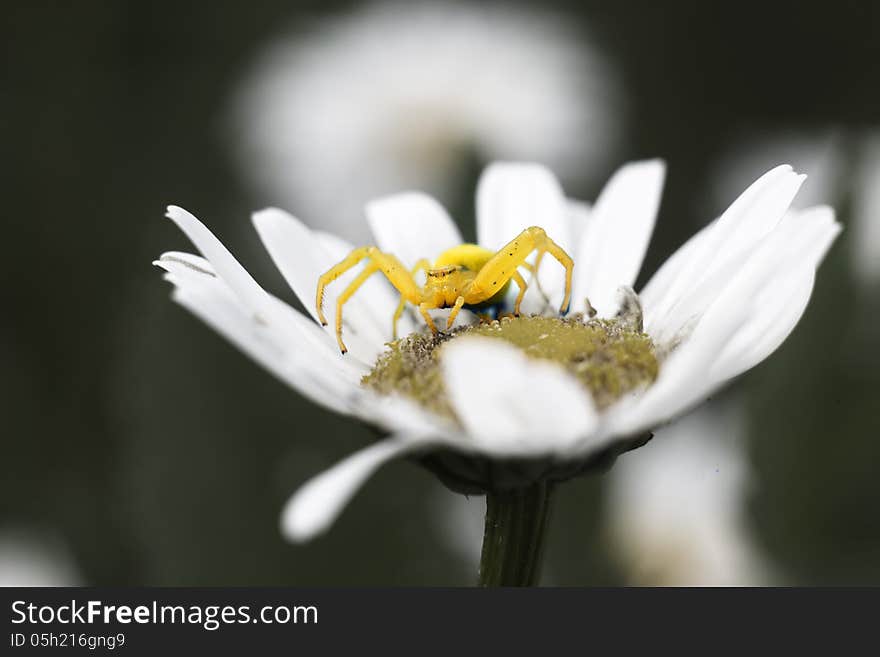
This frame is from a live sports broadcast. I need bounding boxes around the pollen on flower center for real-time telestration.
[362,315,659,423]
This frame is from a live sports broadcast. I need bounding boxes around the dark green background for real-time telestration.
[2,0,878,584]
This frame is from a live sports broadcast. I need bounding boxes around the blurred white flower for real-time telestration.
[430,490,561,583]
[232,1,620,242]
[852,133,880,285]
[430,491,484,565]
[603,400,774,586]
[155,159,838,543]
[0,529,82,587]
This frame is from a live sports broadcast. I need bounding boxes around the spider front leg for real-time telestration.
[462,226,573,314]
[393,258,431,339]
[316,246,372,326]
[418,302,439,334]
[510,270,528,315]
[445,296,466,330]
[316,246,421,353]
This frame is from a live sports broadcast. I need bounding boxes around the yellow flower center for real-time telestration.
[363,314,659,424]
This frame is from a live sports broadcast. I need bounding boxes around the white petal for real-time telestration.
[710,212,841,382]
[157,253,363,414]
[252,207,387,365]
[441,338,597,457]
[157,254,452,441]
[640,165,797,320]
[268,292,371,382]
[476,162,572,310]
[365,192,463,269]
[690,207,837,360]
[477,162,570,249]
[572,160,665,316]
[613,207,839,436]
[658,205,836,354]
[567,199,592,258]
[712,165,802,235]
[165,206,272,316]
[251,207,336,324]
[158,213,459,452]
[154,250,217,276]
[710,269,816,381]
[642,166,805,341]
[355,392,455,437]
[163,206,377,369]
[281,436,428,542]
[636,221,712,324]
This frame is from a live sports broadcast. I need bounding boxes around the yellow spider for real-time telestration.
[316,226,573,353]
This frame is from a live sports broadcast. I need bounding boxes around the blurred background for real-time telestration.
[2,0,878,585]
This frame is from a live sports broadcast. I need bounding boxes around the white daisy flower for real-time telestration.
[154,160,839,557]
[231,1,620,242]
[603,400,774,586]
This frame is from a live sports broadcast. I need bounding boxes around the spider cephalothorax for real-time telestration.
[316,226,573,353]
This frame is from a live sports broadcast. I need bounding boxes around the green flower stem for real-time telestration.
[478,481,555,586]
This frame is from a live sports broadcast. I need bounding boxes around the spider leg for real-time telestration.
[521,261,550,310]
[529,236,572,314]
[526,255,549,297]
[393,258,431,339]
[334,262,380,353]
[445,296,466,330]
[418,302,438,334]
[392,298,406,339]
[463,226,573,314]
[316,247,372,326]
[510,270,528,315]
[317,246,422,353]
[543,236,573,315]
